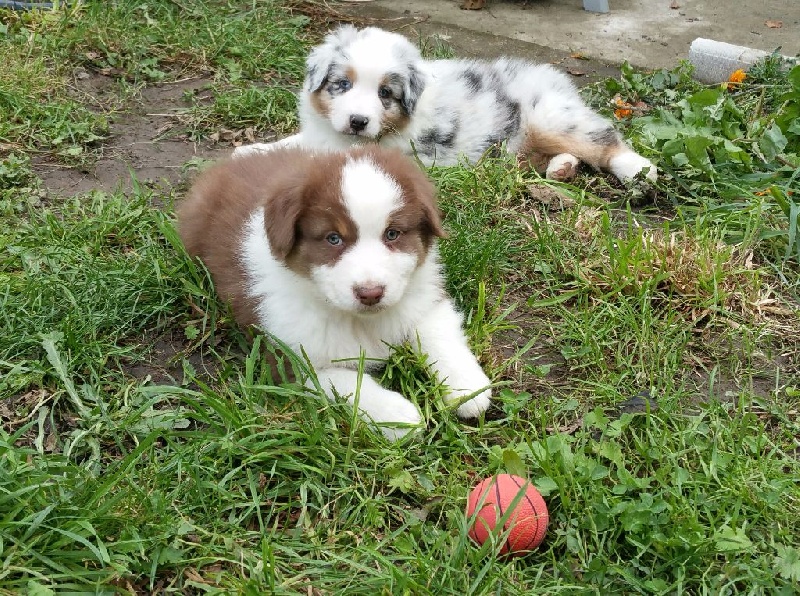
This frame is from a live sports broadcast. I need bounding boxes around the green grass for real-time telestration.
[0,0,311,158]
[0,42,107,157]
[2,2,800,593]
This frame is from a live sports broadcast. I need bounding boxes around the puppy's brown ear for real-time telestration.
[413,170,447,239]
[371,147,447,239]
[263,182,305,260]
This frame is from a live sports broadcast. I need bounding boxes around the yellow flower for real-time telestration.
[613,95,633,119]
[727,69,746,90]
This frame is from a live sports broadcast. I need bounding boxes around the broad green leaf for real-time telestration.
[774,544,800,581]
[714,525,753,552]
[759,123,789,162]
[387,469,415,494]
[787,64,800,91]
[684,136,714,168]
[502,448,527,478]
[26,581,55,596]
[533,476,558,496]
[157,545,185,565]
[597,441,623,466]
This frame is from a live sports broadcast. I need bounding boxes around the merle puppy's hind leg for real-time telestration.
[545,153,580,181]
[519,121,656,183]
[518,88,657,183]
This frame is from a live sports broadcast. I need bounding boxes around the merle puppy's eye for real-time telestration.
[326,232,343,246]
[378,86,393,99]
[384,229,401,242]
[336,79,352,91]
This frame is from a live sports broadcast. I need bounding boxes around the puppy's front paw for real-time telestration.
[232,142,275,159]
[610,152,657,183]
[359,389,423,442]
[455,388,492,419]
[443,367,492,419]
[545,153,580,182]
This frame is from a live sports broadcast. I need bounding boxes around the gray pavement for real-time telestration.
[338,0,799,71]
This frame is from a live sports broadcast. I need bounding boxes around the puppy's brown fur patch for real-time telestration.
[310,89,331,118]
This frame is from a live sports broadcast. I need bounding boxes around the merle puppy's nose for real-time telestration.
[349,115,369,132]
[354,285,385,306]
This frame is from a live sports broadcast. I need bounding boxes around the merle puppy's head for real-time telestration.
[303,26,427,140]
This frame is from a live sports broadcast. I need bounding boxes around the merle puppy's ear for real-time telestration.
[390,34,426,115]
[401,64,427,116]
[305,25,359,92]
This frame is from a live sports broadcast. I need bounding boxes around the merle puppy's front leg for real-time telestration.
[232,133,304,158]
[313,367,422,441]
[415,300,492,418]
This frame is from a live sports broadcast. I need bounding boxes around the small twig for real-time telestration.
[3,390,53,429]
[390,16,431,33]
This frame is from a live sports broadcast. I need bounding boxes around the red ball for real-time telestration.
[466,474,549,555]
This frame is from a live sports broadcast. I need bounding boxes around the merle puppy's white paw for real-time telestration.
[610,152,657,182]
[454,388,492,419]
[232,142,275,159]
[545,153,580,181]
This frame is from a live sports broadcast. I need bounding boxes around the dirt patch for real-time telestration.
[33,73,231,197]
[123,328,218,387]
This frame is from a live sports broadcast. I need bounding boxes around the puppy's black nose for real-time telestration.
[349,115,369,132]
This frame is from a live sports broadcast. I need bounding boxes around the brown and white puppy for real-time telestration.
[178,147,491,440]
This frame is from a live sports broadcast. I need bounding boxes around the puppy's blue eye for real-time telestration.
[326,232,343,246]
[384,229,401,242]
[337,79,352,91]
[378,86,392,99]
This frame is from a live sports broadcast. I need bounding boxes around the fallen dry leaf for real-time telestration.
[44,430,58,453]
[546,418,584,435]
[526,184,576,210]
[567,68,587,76]
[570,52,589,60]
[765,19,783,28]
[461,0,485,9]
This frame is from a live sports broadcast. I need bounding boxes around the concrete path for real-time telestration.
[338,0,798,71]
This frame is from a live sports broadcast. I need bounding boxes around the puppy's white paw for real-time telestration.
[359,388,423,442]
[232,142,275,159]
[350,386,422,441]
[545,153,580,182]
[443,367,492,419]
[610,151,657,182]
[455,388,492,419]
[318,368,423,441]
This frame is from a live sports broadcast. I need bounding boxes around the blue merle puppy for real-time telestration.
[234,25,656,183]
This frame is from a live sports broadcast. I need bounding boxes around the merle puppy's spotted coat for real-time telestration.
[234,25,656,183]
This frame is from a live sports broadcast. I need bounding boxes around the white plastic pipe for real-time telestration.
[688,38,794,84]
